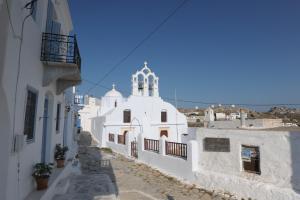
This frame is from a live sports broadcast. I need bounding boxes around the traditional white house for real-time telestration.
[0,0,81,199]
[81,62,188,147]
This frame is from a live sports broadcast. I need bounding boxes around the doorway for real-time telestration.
[160,130,168,138]
[41,95,53,163]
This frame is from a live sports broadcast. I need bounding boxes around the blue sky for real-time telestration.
[69,0,300,109]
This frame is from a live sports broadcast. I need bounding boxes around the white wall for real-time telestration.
[194,128,300,200]
[102,126,300,200]
[0,1,10,199]
[63,87,79,159]
[105,133,197,182]
[1,0,77,199]
[103,95,187,143]
[137,135,197,182]
[208,118,284,129]
[79,101,101,132]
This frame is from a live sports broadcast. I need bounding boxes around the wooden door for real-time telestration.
[160,130,168,137]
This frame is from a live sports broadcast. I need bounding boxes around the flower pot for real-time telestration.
[35,177,49,190]
[56,159,65,168]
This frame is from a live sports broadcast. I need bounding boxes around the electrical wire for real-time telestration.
[85,0,191,94]
[6,1,38,199]
[81,78,300,108]
[5,0,22,39]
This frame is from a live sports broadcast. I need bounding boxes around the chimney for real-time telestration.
[240,109,246,128]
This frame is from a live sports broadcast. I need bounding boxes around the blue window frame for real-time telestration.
[31,0,38,21]
[24,89,38,141]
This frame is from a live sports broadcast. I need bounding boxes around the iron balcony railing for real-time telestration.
[41,32,81,71]
[144,138,159,153]
[165,141,187,160]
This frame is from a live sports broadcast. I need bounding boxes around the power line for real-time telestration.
[85,0,191,94]
[5,0,22,39]
[164,98,300,107]
[82,79,112,91]
[81,78,300,108]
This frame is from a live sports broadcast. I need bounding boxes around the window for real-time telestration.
[115,101,117,108]
[241,145,261,175]
[109,133,114,142]
[56,103,61,132]
[160,130,168,137]
[24,89,38,141]
[45,0,61,34]
[161,111,167,122]
[123,110,131,123]
[118,131,127,145]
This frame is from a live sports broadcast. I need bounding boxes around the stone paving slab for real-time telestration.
[119,191,157,200]
[53,174,117,200]
[53,132,236,200]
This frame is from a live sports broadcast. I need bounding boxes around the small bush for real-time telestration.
[101,147,113,154]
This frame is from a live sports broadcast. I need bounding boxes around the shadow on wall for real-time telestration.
[0,85,10,200]
[78,132,119,196]
[0,2,10,198]
[290,131,300,194]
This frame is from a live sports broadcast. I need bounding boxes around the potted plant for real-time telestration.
[54,144,69,168]
[32,163,53,190]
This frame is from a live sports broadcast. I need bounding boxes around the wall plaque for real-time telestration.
[203,137,230,152]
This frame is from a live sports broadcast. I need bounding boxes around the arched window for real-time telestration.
[138,74,144,90]
[114,101,117,108]
[148,75,154,96]
[160,130,168,137]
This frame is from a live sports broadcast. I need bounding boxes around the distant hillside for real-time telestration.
[179,106,300,126]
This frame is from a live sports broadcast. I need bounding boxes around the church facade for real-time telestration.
[80,62,188,146]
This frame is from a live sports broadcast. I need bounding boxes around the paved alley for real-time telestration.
[53,132,236,200]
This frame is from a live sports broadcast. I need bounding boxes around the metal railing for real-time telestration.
[144,138,159,153]
[41,32,81,70]
[165,141,187,159]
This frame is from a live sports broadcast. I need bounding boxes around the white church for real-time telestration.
[80,62,188,147]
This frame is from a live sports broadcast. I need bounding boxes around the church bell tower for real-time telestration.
[132,61,159,97]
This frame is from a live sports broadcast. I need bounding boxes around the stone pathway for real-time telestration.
[53,132,236,200]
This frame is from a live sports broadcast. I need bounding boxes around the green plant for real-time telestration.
[54,144,69,160]
[101,147,113,154]
[32,163,53,178]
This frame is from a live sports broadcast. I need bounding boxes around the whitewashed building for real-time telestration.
[81,62,188,147]
[192,128,300,200]
[0,0,81,199]
[204,106,284,129]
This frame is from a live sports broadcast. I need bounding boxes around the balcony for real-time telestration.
[41,33,82,94]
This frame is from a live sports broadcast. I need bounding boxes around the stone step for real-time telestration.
[54,176,70,195]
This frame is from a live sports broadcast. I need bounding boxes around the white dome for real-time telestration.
[104,84,123,98]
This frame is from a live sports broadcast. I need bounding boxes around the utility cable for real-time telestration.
[81,78,300,108]
[7,1,38,199]
[85,0,191,94]
[5,0,22,39]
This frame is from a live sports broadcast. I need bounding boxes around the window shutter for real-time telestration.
[123,110,131,123]
[24,90,38,141]
[161,111,167,122]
